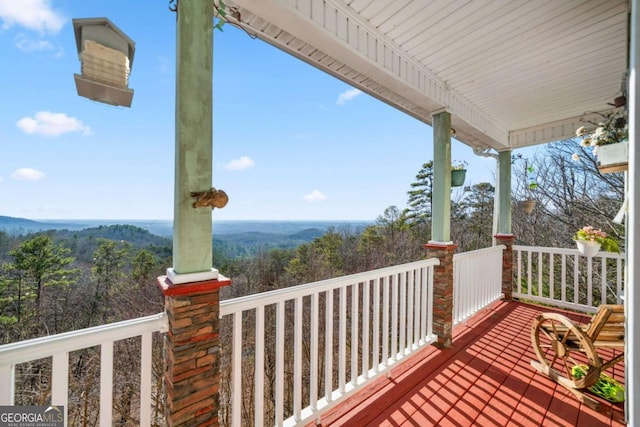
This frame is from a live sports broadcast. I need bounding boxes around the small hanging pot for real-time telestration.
[518,200,536,215]
[451,169,466,187]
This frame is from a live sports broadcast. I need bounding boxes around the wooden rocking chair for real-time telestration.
[530,304,625,410]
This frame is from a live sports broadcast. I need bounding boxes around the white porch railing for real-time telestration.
[453,245,505,326]
[219,259,439,427]
[0,313,167,426]
[513,245,625,313]
[1,246,624,427]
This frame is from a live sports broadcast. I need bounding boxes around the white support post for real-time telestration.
[627,0,639,423]
[232,311,242,427]
[51,353,69,425]
[309,293,319,411]
[255,306,265,427]
[100,342,114,427]
[140,332,152,427]
[324,289,334,401]
[0,365,14,405]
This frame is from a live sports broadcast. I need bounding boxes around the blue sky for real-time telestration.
[0,0,508,221]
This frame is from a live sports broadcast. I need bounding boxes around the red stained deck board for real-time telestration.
[320,301,625,427]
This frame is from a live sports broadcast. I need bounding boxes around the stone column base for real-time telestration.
[157,275,232,427]
[494,234,515,301]
[424,242,457,348]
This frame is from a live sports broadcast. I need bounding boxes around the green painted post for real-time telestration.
[173,0,214,274]
[498,150,512,235]
[432,111,451,242]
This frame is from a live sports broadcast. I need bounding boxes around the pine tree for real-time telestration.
[8,235,75,322]
[405,161,434,224]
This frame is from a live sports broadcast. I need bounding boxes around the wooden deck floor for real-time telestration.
[316,301,625,427]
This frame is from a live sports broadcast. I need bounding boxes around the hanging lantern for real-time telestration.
[73,18,136,107]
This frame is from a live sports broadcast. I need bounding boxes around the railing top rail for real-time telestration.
[453,245,505,261]
[513,245,625,259]
[220,258,439,315]
[0,312,167,367]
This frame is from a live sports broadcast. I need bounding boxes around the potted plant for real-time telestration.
[451,161,467,187]
[573,225,620,257]
[519,199,536,215]
[574,109,628,173]
[512,154,538,214]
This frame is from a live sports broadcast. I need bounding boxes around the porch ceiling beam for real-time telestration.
[508,113,613,148]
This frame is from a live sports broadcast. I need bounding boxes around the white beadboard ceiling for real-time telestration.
[222,0,630,151]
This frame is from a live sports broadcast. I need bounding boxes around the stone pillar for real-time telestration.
[495,234,515,301]
[158,276,231,427]
[424,242,456,348]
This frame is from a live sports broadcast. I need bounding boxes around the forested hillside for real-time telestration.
[0,140,625,340]
[0,140,625,426]
[0,225,171,341]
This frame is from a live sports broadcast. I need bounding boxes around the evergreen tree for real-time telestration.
[132,249,159,285]
[89,240,130,323]
[405,161,434,224]
[455,183,495,250]
[8,235,75,322]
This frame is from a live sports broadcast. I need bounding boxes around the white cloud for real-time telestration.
[337,88,362,105]
[16,111,92,137]
[303,190,327,202]
[15,34,54,52]
[12,168,45,181]
[224,156,255,171]
[0,0,65,33]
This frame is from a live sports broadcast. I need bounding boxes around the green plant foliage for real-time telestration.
[571,365,624,403]
[451,160,468,170]
[8,235,76,321]
[214,0,227,31]
[574,226,620,253]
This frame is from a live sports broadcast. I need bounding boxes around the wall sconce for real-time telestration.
[73,18,135,107]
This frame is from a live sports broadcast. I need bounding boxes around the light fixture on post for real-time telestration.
[73,18,135,107]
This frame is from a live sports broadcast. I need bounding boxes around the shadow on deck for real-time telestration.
[315,301,625,427]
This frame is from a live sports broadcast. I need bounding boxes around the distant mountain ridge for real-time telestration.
[0,216,84,234]
[0,216,372,259]
[0,216,371,237]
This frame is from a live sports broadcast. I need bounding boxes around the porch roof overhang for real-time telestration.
[221,0,630,151]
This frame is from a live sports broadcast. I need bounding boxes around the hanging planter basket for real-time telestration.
[451,169,467,187]
[597,140,628,173]
[518,200,536,215]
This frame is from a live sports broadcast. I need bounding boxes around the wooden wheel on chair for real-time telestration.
[531,313,601,390]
